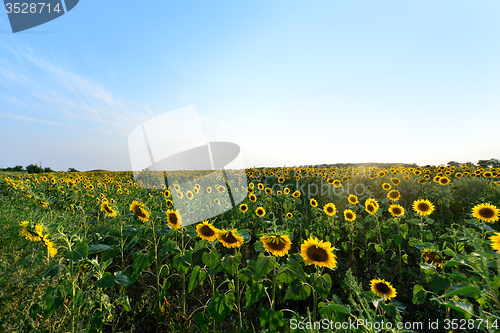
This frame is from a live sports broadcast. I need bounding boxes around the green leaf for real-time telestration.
[222,252,242,276]
[412,284,427,305]
[114,271,136,287]
[246,280,265,307]
[202,247,220,268]
[207,290,234,323]
[282,258,309,282]
[173,252,192,274]
[443,259,469,268]
[310,273,332,299]
[255,253,277,280]
[195,312,210,333]
[88,244,111,254]
[95,272,115,288]
[101,245,120,262]
[132,250,155,279]
[320,303,351,314]
[188,266,207,293]
[42,264,60,279]
[238,266,256,283]
[259,308,284,331]
[444,285,480,298]
[117,296,131,311]
[432,297,474,316]
[429,275,450,294]
[159,278,171,302]
[192,239,208,253]
[66,241,89,261]
[392,234,404,246]
[284,279,311,301]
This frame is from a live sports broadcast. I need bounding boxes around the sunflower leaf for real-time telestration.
[207,290,234,323]
[255,253,277,280]
[259,308,284,331]
[284,280,311,301]
[246,279,265,307]
[222,252,242,276]
[202,247,220,268]
[443,285,480,298]
[188,265,207,293]
[173,252,192,274]
[95,272,115,288]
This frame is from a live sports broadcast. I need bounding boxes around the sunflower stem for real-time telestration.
[271,264,277,311]
[234,247,243,330]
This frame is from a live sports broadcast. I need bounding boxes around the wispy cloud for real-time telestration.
[0,42,155,136]
[0,112,67,126]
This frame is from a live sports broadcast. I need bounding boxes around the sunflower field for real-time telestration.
[1,164,500,332]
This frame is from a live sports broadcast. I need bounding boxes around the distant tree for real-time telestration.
[44,167,54,173]
[447,161,460,167]
[13,165,25,172]
[68,168,79,172]
[26,164,43,174]
[489,158,500,168]
[478,160,491,169]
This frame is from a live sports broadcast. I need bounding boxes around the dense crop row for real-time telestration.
[1,164,500,332]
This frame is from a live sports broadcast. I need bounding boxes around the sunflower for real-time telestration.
[258,183,264,190]
[260,235,292,257]
[41,236,58,257]
[196,220,218,241]
[19,221,41,242]
[472,203,500,223]
[217,186,225,193]
[217,229,244,248]
[433,176,441,183]
[239,204,248,213]
[439,177,450,185]
[206,186,212,193]
[332,180,341,188]
[255,207,266,217]
[249,194,257,202]
[387,190,400,201]
[391,178,401,186]
[130,200,150,222]
[166,199,173,208]
[284,188,290,195]
[101,201,117,217]
[422,249,443,268]
[413,199,435,216]
[292,191,301,198]
[382,183,392,190]
[389,204,405,217]
[323,203,336,216]
[347,194,358,205]
[310,198,318,207]
[286,212,293,218]
[370,279,397,300]
[278,177,285,183]
[186,190,194,200]
[365,202,378,215]
[418,178,427,184]
[265,188,272,195]
[489,232,500,253]
[300,236,337,269]
[344,209,356,221]
[165,209,182,229]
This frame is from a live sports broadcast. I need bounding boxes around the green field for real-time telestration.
[1,165,500,332]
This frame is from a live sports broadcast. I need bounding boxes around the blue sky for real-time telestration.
[1,0,499,171]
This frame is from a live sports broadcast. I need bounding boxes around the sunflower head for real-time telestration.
[422,249,443,268]
[387,190,400,201]
[389,204,405,217]
[217,229,244,248]
[166,209,182,229]
[130,200,150,222]
[249,194,257,202]
[239,204,248,213]
[310,198,318,207]
[260,235,292,257]
[439,177,450,185]
[196,220,218,241]
[382,183,392,190]
[370,279,397,300]
[347,195,358,205]
[300,236,337,269]
[413,199,435,216]
[390,178,401,186]
[489,232,500,253]
[292,191,301,198]
[344,209,356,221]
[255,207,266,217]
[472,203,500,223]
[323,203,336,216]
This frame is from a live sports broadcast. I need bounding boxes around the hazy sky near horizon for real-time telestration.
[1,1,499,171]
